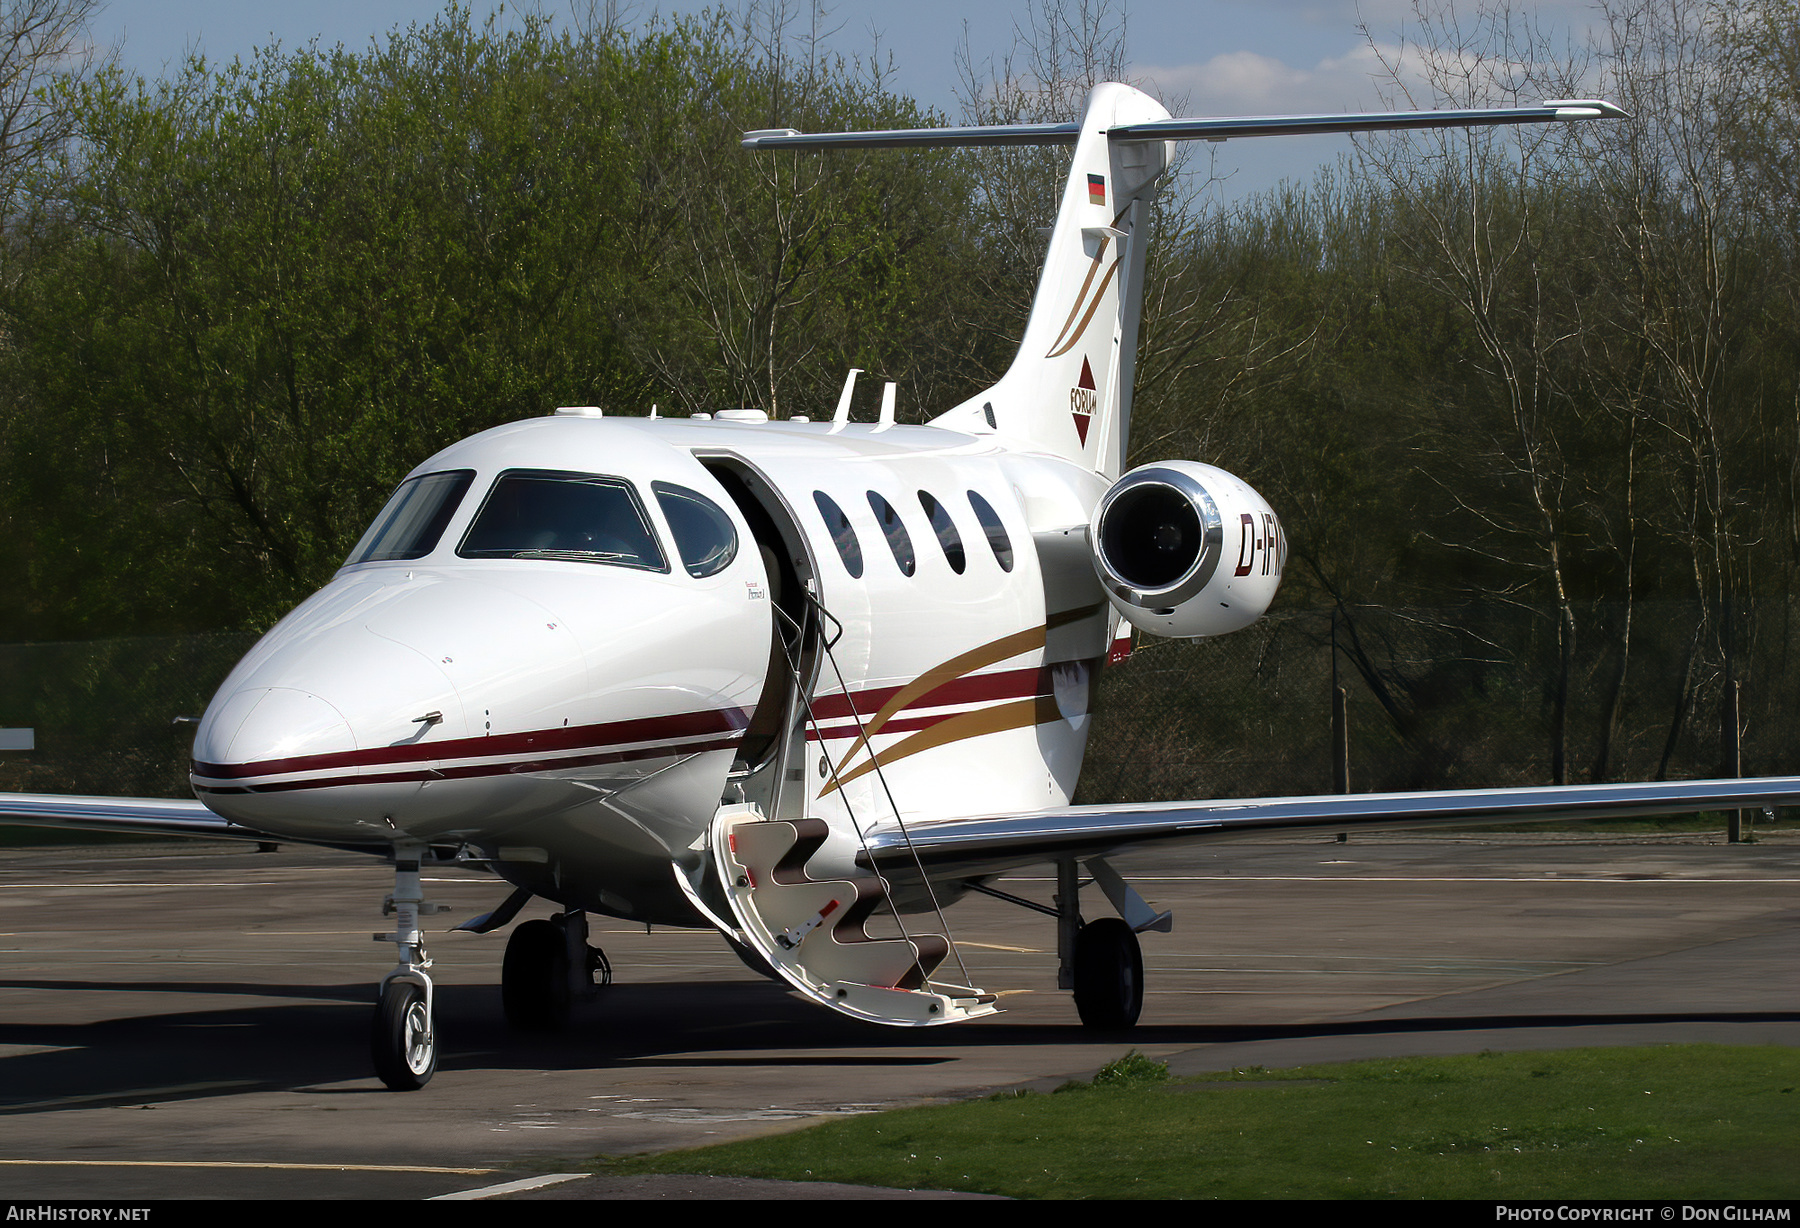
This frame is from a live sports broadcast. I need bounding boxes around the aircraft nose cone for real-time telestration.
[201,686,356,771]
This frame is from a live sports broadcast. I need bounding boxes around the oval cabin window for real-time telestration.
[866,492,916,577]
[813,491,863,578]
[968,490,1014,572]
[918,491,966,574]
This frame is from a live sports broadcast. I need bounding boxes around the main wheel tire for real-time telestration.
[502,917,570,1031]
[371,981,436,1090]
[1072,917,1144,1031]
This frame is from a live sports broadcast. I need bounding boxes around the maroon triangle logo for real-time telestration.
[1071,356,1098,445]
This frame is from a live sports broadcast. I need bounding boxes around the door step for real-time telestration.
[712,806,997,1026]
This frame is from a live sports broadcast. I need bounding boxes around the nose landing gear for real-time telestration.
[372,841,445,1090]
[372,980,436,1089]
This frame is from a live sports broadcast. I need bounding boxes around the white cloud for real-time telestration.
[1138,41,1410,115]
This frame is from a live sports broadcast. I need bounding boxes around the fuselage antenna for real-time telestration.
[831,368,861,433]
[875,381,897,432]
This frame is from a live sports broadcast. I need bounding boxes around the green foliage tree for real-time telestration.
[0,5,988,637]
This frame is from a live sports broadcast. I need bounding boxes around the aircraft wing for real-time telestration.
[861,776,1800,880]
[1,792,291,844]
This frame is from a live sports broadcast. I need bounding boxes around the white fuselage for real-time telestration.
[192,413,1120,925]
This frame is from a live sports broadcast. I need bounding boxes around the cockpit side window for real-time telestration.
[457,470,667,571]
[867,491,916,577]
[653,481,739,578]
[918,491,966,574]
[347,469,475,564]
[968,490,1014,572]
[813,491,863,578]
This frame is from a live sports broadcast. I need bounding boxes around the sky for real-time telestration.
[85,0,1615,201]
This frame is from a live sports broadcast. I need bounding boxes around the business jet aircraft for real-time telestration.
[6,83,1798,1091]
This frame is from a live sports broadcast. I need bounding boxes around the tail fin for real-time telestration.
[933,84,1169,480]
[742,92,1623,478]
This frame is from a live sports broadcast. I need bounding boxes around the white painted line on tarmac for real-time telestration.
[431,1173,590,1200]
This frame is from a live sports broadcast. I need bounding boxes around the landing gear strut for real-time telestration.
[502,910,609,1031]
[372,841,441,1090]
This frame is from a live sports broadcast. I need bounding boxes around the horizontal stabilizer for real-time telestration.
[740,101,1626,150]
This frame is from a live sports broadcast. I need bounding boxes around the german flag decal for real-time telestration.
[1087,173,1106,205]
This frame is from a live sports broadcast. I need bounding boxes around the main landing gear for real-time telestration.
[502,910,611,1031]
[1060,857,1170,1030]
[1072,916,1143,1030]
[970,856,1167,1032]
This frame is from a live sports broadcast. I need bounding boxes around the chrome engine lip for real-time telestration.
[1090,466,1225,608]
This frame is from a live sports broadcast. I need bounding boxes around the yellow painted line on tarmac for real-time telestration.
[0,1159,498,1175]
[955,941,1043,953]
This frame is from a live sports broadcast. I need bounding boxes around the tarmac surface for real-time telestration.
[0,829,1793,1199]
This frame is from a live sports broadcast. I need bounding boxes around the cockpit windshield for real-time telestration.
[346,469,475,564]
[457,470,667,571]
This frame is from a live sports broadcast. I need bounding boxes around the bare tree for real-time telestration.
[1355,0,1598,782]
[1574,0,1755,779]
[0,0,107,229]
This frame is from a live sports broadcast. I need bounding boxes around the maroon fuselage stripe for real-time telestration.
[806,665,1052,724]
[195,735,745,794]
[192,707,749,782]
[805,706,1050,743]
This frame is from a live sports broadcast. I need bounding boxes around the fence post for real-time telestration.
[1331,610,1350,842]
[1333,686,1350,795]
[1725,678,1743,843]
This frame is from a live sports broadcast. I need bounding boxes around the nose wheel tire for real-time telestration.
[1073,917,1143,1031]
[371,981,436,1090]
[503,918,571,1031]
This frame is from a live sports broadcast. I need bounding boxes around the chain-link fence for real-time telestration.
[1078,600,1800,803]
[3,599,1795,803]
[0,634,259,797]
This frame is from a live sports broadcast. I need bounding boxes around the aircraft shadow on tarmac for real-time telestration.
[0,975,1793,1114]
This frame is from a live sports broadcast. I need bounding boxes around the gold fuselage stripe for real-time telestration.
[821,604,1106,796]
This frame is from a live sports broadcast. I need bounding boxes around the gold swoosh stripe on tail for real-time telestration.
[829,624,1047,779]
[1045,239,1109,357]
[823,696,1062,795]
[1045,255,1123,358]
[822,604,1105,794]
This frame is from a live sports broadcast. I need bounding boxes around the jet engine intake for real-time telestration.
[1088,460,1283,638]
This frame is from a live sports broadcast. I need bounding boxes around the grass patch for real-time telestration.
[607,1045,1800,1199]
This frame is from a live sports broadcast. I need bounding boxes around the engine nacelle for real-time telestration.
[1089,460,1284,638]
